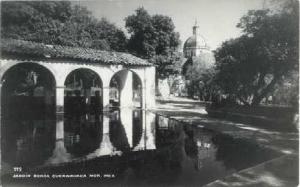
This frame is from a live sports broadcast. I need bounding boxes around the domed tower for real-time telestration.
[183,21,210,58]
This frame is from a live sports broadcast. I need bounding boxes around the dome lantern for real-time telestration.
[193,19,199,35]
[183,20,209,58]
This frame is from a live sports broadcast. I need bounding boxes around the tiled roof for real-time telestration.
[0,38,152,66]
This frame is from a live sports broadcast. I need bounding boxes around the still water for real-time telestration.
[1,108,279,186]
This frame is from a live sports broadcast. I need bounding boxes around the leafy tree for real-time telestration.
[125,7,181,77]
[1,1,127,51]
[185,55,216,100]
[214,0,298,106]
[150,52,184,78]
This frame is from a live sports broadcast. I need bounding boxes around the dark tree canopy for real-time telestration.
[125,7,181,78]
[125,7,180,58]
[214,0,298,106]
[184,55,216,100]
[1,1,127,51]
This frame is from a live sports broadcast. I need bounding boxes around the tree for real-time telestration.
[185,54,216,100]
[1,1,127,51]
[125,7,181,77]
[214,0,298,106]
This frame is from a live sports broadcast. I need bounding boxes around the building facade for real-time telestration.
[0,38,156,115]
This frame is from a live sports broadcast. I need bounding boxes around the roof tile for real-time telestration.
[0,38,152,66]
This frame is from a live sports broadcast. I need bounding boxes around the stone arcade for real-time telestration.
[0,38,156,115]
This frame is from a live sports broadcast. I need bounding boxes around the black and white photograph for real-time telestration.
[0,0,299,186]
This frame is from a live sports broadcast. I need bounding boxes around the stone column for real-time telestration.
[102,86,110,111]
[119,71,133,108]
[145,67,156,108]
[142,86,146,109]
[56,86,65,114]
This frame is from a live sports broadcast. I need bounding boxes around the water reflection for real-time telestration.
[1,119,55,168]
[1,109,279,186]
[87,114,121,158]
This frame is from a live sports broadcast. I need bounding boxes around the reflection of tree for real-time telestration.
[155,118,183,148]
[1,119,55,167]
[184,127,216,170]
[212,134,274,170]
[131,138,184,185]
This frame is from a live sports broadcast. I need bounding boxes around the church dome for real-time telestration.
[183,21,210,58]
[183,35,208,50]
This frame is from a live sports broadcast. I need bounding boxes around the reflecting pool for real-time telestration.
[1,108,280,186]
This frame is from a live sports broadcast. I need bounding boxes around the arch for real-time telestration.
[1,62,56,118]
[64,68,103,87]
[109,69,143,108]
[0,61,57,86]
[64,68,103,115]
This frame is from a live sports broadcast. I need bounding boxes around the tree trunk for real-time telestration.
[251,76,279,106]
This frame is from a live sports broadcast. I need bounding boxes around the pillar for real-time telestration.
[102,86,110,110]
[56,86,65,114]
[145,67,156,108]
[142,86,146,109]
[119,71,133,108]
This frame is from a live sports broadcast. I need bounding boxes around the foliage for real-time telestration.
[149,52,184,78]
[125,7,181,77]
[272,70,298,107]
[1,1,127,51]
[214,1,298,106]
[2,64,55,96]
[185,55,217,100]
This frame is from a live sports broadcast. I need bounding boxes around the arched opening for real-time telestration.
[1,62,56,118]
[64,68,103,116]
[1,62,56,168]
[109,70,142,108]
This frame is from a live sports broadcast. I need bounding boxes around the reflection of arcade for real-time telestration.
[109,109,156,152]
[46,114,103,165]
[64,114,102,157]
[45,109,156,166]
[130,116,185,183]
[87,114,121,158]
[1,119,55,167]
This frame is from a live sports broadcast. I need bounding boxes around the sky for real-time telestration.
[74,0,267,50]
